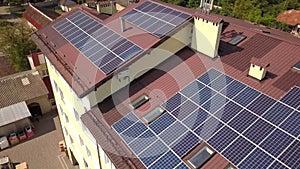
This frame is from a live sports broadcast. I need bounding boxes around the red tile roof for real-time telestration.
[194,11,223,24]
[277,9,300,26]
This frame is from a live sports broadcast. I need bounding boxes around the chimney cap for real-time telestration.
[193,11,223,24]
[250,57,270,68]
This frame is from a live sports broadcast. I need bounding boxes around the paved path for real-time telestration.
[0,112,79,169]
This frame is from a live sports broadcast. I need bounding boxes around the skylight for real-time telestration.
[228,34,247,45]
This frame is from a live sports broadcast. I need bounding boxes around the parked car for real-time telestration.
[24,126,34,138]
[8,133,19,145]
[17,131,27,142]
[0,136,10,150]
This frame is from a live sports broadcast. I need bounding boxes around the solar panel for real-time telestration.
[190,87,216,106]
[120,121,148,143]
[222,136,256,165]
[247,94,276,116]
[53,11,143,74]
[201,94,228,113]
[293,61,300,71]
[228,34,247,45]
[279,111,300,137]
[171,100,198,120]
[213,101,243,123]
[159,121,188,145]
[228,109,258,133]
[149,113,176,134]
[194,116,224,140]
[129,130,158,155]
[243,119,275,145]
[208,74,234,91]
[112,113,139,133]
[279,140,300,169]
[171,131,200,157]
[233,87,260,107]
[268,161,289,169]
[238,148,274,169]
[220,80,247,98]
[122,1,191,38]
[197,69,222,84]
[174,163,190,169]
[180,81,205,98]
[162,93,187,112]
[207,126,239,152]
[148,151,181,169]
[182,107,210,130]
[280,86,300,109]
[139,139,169,167]
[260,129,294,157]
[262,102,294,125]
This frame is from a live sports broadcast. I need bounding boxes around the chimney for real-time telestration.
[120,17,125,32]
[248,58,270,80]
[191,12,223,58]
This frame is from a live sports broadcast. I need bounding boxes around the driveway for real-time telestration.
[0,112,79,169]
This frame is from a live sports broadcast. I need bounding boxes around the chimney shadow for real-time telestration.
[218,40,244,57]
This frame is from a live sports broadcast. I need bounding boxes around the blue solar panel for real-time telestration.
[207,126,239,152]
[197,69,222,84]
[214,101,243,123]
[139,140,169,167]
[120,121,148,143]
[53,11,143,74]
[182,107,210,130]
[112,113,138,133]
[280,86,300,109]
[260,129,294,157]
[263,102,294,126]
[159,121,188,145]
[222,137,256,166]
[233,87,260,107]
[123,1,191,38]
[220,80,246,98]
[228,109,258,133]
[238,148,274,169]
[190,87,216,106]
[279,140,300,169]
[201,94,228,113]
[171,131,200,157]
[180,81,205,98]
[247,94,276,116]
[149,113,176,134]
[129,130,158,155]
[280,111,300,137]
[243,119,275,145]
[171,100,198,120]
[194,116,224,140]
[175,163,190,169]
[162,93,187,112]
[208,74,234,91]
[148,151,181,169]
[268,161,289,169]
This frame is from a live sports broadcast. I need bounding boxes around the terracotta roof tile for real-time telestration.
[194,11,223,24]
[277,9,300,26]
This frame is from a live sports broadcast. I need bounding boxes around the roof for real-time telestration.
[32,0,200,97]
[0,70,49,109]
[23,4,60,30]
[0,101,31,126]
[277,9,300,26]
[194,11,223,24]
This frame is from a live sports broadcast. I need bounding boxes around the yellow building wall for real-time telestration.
[46,58,101,169]
[248,64,267,80]
[26,95,52,114]
[91,23,193,105]
[191,17,222,58]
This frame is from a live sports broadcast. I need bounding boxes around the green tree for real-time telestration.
[0,22,37,71]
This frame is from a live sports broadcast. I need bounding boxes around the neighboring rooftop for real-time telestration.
[0,70,49,108]
[23,4,60,30]
[277,9,300,26]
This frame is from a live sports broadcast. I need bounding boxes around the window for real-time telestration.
[65,114,69,123]
[74,108,79,121]
[104,154,109,164]
[83,158,88,168]
[41,69,48,77]
[79,136,84,146]
[53,81,58,91]
[64,127,69,136]
[86,146,91,157]
[70,136,74,144]
[59,106,63,115]
[187,146,215,169]
[228,34,247,46]
[59,88,65,103]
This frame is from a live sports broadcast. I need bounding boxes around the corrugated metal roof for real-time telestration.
[0,70,49,108]
[0,101,31,126]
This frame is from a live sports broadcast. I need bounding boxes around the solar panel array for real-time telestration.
[122,1,191,38]
[113,69,300,169]
[53,11,143,74]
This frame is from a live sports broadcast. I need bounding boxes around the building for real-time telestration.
[0,70,50,136]
[277,9,300,36]
[31,0,300,169]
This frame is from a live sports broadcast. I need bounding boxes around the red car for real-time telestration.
[25,126,34,138]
